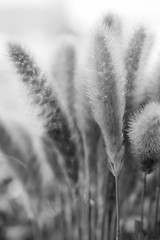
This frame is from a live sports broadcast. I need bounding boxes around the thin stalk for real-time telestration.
[147,198,152,238]
[101,170,110,240]
[76,191,82,240]
[115,174,120,240]
[96,137,106,240]
[32,219,43,240]
[140,171,147,240]
[72,194,78,240]
[88,190,92,240]
[154,167,160,240]
[110,207,117,240]
[154,187,160,240]
[83,135,91,240]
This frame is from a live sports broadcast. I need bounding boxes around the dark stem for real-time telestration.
[101,170,114,240]
[154,167,160,240]
[83,135,91,240]
[110,207,117,240]
[101,171,109,240]
[115,174,120,240]
[140,171,147,240]
[76,190,82,240]
[88,190,92,240]
[32,219,43,240]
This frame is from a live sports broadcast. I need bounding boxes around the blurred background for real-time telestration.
[0,0,160,112]
[0,0,158,107]
[0,1,159,240]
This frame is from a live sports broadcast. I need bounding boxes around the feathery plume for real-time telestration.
[51,36,77,130]
[128,102,160,173]
[8,43,79,183]
[86,21,126,176]
[51,37,84,164]
[144,55,160,103]
[85,21,127,240]
[125,26,153,111]
[103,13,122,41]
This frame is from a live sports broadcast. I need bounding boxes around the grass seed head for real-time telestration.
[125,26,153,112]
[128,102,160,173]
[8,43,79,183]
[85,20,126,176]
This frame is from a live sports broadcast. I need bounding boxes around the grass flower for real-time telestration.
[103,13,122,41]
[51,36,77,130]
[128,102,160,238]
[8,43,79,183]
[125,26,153,112]
[51,37,84,177]
[85,19,126,240]
[128,102,160,173]
[86,21,126,176]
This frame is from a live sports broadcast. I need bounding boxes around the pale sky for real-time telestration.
[0,0,160,112]
[68,0,160,32]
[0,0,159,31]
[0,0,159,15]
[0,0,159,21]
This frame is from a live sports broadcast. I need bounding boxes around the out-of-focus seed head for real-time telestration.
[128,102,160,173]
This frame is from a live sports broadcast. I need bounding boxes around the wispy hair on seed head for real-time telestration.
[8,43,79,183]
[85,20,126,175]
[103,12,123,41]
[144,55,160,103]
[128,102,160,173]
[125,26,154,111]
[51,36,77,131]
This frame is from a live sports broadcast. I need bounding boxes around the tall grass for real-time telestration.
[0,12,160,240]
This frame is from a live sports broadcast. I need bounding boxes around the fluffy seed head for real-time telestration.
[128,102,160,173]
[8,43,79,183]
[85,21,126,176]
[103,13,122,40]
[51,37,77,129]
[51,37,84,157]
[125,26,153,111]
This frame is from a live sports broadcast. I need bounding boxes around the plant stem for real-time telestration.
[154,167,160,240]
[154,187,160,240]
[140,171,147,240]
[88,190,92,240]
[110,207,117,240]
[115,174,120,240]
[32,219,43,240]
[83,135,91,240]
[101,173,109,240]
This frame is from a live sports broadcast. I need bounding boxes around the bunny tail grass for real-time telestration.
[125,26,153,112]
[8,43,78,183]
[146,55,160,103]
[86,21,126,176]
[86,20,126,240]
[51,37,84,161]
[103,13,122,40]
[128,102,160,173]
[52,37,77,130]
